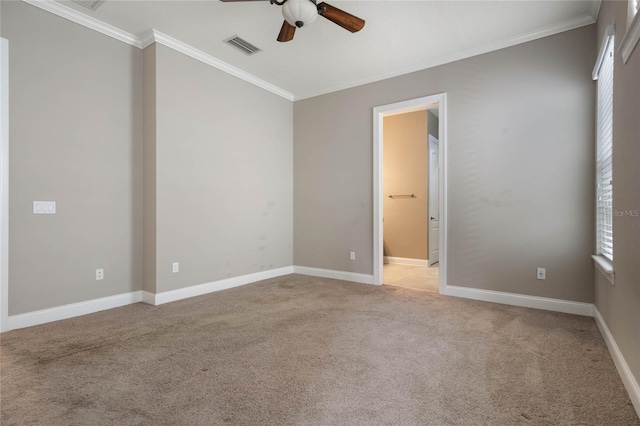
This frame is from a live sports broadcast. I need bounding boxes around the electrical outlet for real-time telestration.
[172,262,179,273]
[96,268,104,280]
[349,251,356,261]
[33,201,56,214]
[536,267,546,280]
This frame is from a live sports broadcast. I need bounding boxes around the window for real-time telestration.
[592,28,615,283]
[596,37,614,261]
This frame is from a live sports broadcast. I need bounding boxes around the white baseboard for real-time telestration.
[443,285,594,317]
[383,256,428,267]
[594,308,640,418]
[6,291,143,331]
[142,290,156,305]
[293,266,376,285]
[145,266,295,306]
[4,267,296,329]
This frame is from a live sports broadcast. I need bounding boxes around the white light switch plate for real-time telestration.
[33,201,56,214]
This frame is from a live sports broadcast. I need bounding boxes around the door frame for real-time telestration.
[427,133,439,267]
[1,38,9,332]
[372,93,447,293]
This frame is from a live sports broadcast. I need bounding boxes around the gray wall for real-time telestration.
[2,1,293,312]
[428,110,439,140]
[294,25,597,303]
[594,0,640,389]
[2,1,143,314]
[152,44,293,293]
[143,44,157,294]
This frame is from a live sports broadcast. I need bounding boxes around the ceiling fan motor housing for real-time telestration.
[282,0,318,28]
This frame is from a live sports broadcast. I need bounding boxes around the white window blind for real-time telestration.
[595,36,614,261]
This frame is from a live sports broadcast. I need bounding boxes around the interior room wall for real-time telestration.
[2,1,294,312]
[2,1,143,315]
[143,44,157,295]
[294,25,597,303]
[382,110,428,260]
[428,110,439,139]
[594,0,640,390]
[152,44,293,293]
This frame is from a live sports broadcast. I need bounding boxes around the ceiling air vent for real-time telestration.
[72,0,106,10]
[224,36,262,56]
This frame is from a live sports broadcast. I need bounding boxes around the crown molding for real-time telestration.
[139,29,156,50]
[294,13,597,100]
[20,1,294,101]
[145,30,295,101]
[22,0,142,48]
[589,0,602,22]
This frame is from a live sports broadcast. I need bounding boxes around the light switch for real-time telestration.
[33,201,56,214]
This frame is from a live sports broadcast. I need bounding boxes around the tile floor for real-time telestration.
[383,263,439,292]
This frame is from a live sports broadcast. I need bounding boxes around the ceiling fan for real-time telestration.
[220,0,365,42]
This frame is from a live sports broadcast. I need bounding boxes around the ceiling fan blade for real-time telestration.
[317,2,365,33]
[277,20,296,42]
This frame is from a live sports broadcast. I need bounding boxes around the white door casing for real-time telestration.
[373,93,447,294]
[428,135,439,266]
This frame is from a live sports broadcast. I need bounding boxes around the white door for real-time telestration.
[428,135,439,266]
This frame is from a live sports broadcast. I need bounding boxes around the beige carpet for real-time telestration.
[1,274,638,425]
[383,263,439,292]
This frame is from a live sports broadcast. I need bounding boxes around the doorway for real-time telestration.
[373,94,447,293]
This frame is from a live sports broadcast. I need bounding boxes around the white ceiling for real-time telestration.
[53,0,600,100]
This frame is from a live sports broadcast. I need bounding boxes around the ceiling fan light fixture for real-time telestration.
[282,0,318,28]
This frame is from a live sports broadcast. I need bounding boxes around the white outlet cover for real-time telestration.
[172,262,179,273]
[536,268,546,280]
[33,201,56,214]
